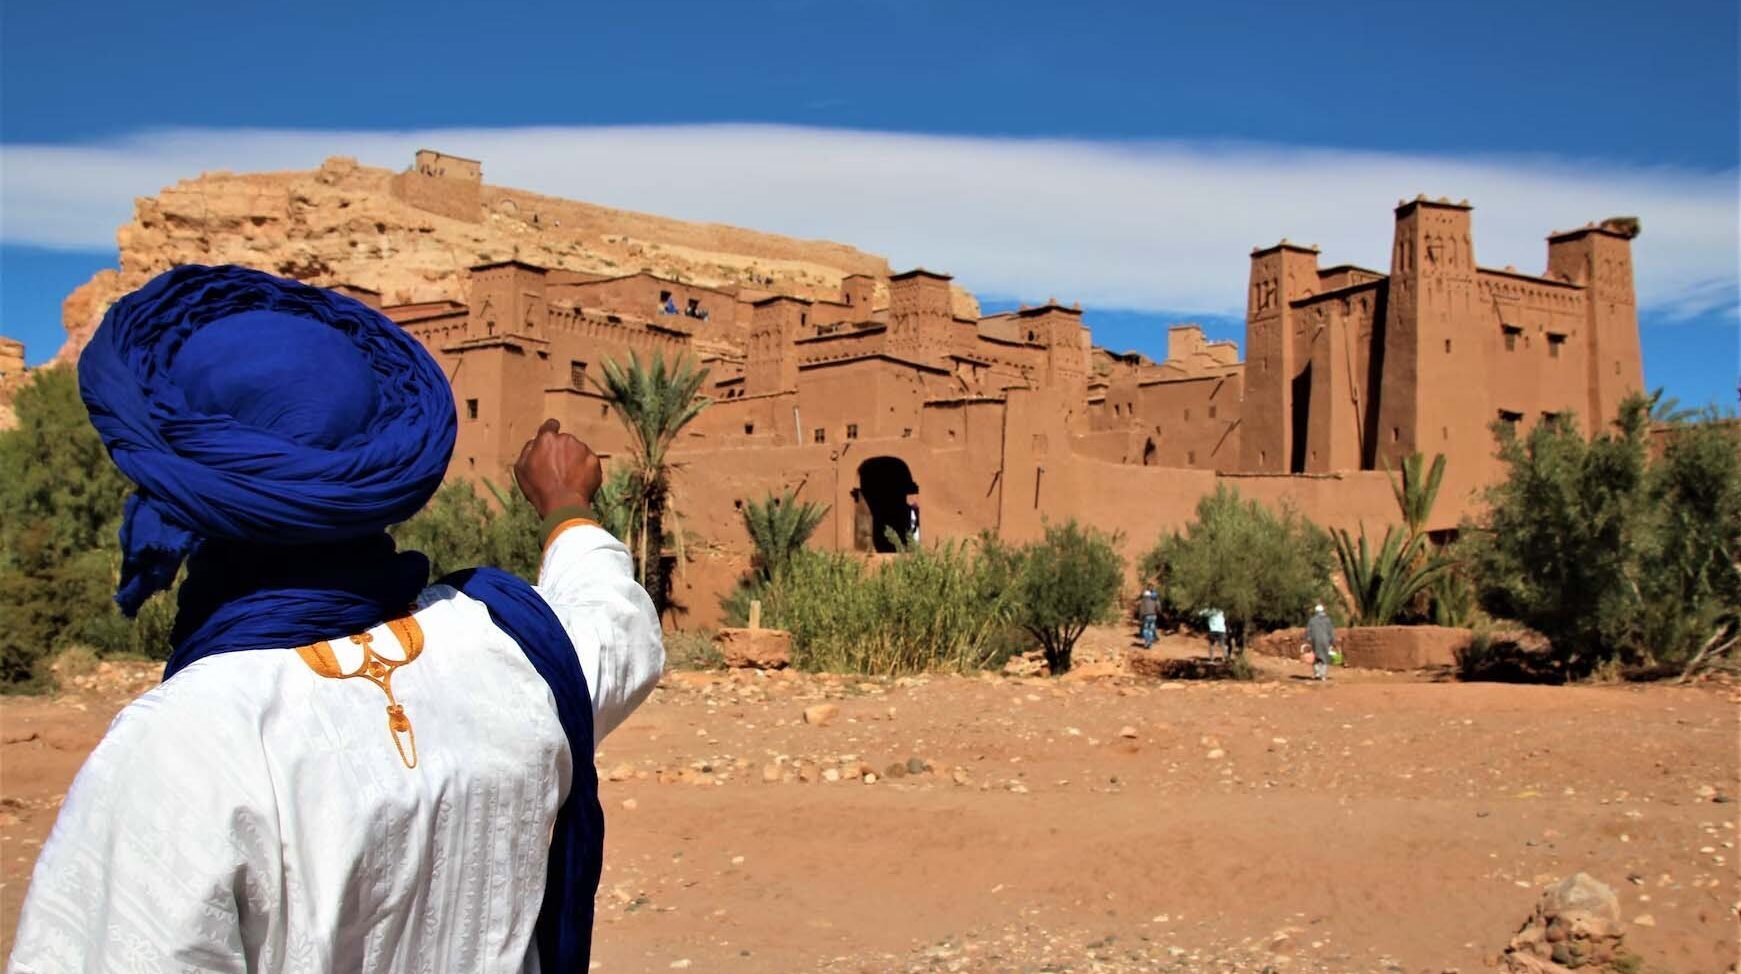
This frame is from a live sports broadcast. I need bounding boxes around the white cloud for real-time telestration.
[3,124,1735,322]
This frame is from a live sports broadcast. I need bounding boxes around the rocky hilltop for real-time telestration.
[55,152,975,364]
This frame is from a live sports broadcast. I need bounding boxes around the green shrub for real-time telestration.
[1141,484,1336,638]
[1465,396,1741,678]
[391,477,540,581]
[1001,521,1124,675]
[663,629,723,670]
[0,369,179,690]
[758,539,1021,675]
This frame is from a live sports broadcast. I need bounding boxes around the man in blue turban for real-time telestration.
[9,265,664,973]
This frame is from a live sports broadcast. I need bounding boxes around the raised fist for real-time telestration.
[513,418,603,518]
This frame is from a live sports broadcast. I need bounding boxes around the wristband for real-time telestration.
[540,504,600,551]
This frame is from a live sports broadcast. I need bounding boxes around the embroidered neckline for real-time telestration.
[296,613,424,769]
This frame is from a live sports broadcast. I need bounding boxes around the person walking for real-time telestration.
[1137,588,1160,648]
[9,265,664,974]
[1205,607,1228,661]
[1307,603,1337,681]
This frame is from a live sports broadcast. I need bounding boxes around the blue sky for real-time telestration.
[3,0,1736,407]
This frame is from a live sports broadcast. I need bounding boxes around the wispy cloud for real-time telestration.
[3,124,1735,322]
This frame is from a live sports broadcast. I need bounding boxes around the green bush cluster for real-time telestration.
[0,369,177,690]
[754,539,1020,675]
[1139,483,1337,640]
[390,478,540,581]
[747,521,1121,676]
[1465,395,1740,678]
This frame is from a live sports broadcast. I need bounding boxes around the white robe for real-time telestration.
[8,525,664,974]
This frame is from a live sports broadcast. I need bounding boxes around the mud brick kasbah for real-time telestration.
[49,150,1646,625]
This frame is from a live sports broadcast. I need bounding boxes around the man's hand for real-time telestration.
[513,418,603,518]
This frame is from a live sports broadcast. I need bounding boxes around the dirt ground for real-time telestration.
[3,628,1738,973]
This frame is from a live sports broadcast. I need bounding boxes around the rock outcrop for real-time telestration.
[53,154,979,365]
[1500,873,1637,973]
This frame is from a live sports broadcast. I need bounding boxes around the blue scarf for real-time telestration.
[82,265,603,973]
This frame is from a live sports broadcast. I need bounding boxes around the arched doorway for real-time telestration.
[856,456,917,553]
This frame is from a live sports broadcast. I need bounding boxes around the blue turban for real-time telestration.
[79,264,456,672]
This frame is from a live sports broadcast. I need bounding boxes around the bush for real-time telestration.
[1454,630,1560,684]
[758,539,1021,675]
[1001,521,1124,675]
[391,477,541,581]
[663,629,723,670]
[1141,484,1336,639]
[1465,396,1741,678]
[0,369,177,690]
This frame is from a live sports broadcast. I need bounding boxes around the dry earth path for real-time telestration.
[2,630,1737,973]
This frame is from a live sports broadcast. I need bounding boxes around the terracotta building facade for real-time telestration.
[353,162,1643,623]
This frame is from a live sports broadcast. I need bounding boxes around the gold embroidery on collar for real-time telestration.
[296,614,425,769]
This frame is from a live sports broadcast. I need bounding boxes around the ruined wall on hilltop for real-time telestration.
[52,153,966,365]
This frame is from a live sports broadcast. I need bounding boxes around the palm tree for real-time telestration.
[1386,452,1445,537]
[1333,522,1455,625]
[595,351,710,615]
[1647,387,1697,425]
[741,488,830,581]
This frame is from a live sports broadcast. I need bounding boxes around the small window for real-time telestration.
[1442,426,1449,440]
[686,298,700,316]
[1187,450,1197,465]
[1183,408,1191,421]
[1547,333,1566,358]
[1498,409,1524,428]
[744,422,755,435]
[1502,324,1522,351]
[1208,404,1217,419]
[659,290,672,303]
[846,423,859,440]
[1391,427,1400,443]
[902,428,913,438]
[569,360,587,389]
[801,312,808,327]
[1444,339,1452,353]
[813,427,826,444]
[465,398,478,420]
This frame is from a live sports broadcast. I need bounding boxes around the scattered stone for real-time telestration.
[1119,726,1139,739]
[884,762,908,779]
[621,798,638,811]
[607,763,635,782]
[804,703,841,726]
[905,756,927,775]
[760,764,782,783]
